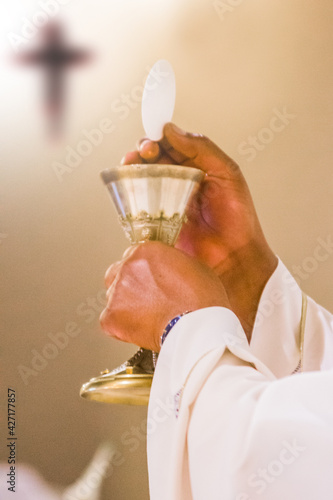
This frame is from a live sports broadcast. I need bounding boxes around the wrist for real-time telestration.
[216,239,278,338]
[160,311,191,348]
[219,238,277,283]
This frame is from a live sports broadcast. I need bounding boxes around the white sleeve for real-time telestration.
[147,307,333,500]
[250,258,333,375]
[188,351,333,500]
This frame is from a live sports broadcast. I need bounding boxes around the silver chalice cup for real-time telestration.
[80,164,204,405]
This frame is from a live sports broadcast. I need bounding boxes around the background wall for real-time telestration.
[1,1,333,499]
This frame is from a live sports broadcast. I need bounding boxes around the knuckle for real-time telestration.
[135,241,164,261]
[126,243,147,260]
[99,307,111,332]
[104,262,118,286]
[200,133,209,142]
[224,154,240,173]
[104,267,111,286]
[142,240,163,252]
[195,133,210,146]
[122,244,139,259]
[99,307,124,342]
[100,307,118,338]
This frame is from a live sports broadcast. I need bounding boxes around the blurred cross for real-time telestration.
[16,22,92,138]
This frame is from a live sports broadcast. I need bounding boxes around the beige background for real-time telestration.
[1,1,333,499]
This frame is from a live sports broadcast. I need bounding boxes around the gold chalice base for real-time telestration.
[80,367,152,406]
[80,348,155,405]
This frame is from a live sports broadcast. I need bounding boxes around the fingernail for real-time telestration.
[139,139,152,152]
[136,138,148,150]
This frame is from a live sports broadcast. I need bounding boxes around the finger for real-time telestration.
[104,260,123,289]
[159,127,191,165]
[162,123,240,178]
[99,307,118,339]
[156,152,177,164]
[106,281,117,298]
[139,139,161,162]
[120,150,144,165]
[136,137,148,149]
[104,244,140,289]
[122,244,140,259]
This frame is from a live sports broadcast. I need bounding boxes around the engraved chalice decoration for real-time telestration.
[80,163,204,405]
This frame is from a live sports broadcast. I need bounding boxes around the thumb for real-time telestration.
[162,122,239,178]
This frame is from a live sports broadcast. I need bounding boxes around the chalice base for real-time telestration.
[80,348,155,405]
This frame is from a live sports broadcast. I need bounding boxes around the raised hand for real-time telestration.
[120,123,278,338]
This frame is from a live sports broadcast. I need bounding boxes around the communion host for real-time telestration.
[99,123,333,500]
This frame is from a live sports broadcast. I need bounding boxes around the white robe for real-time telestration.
[147,259,333,499]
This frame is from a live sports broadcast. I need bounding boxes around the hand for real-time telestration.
[99,242,230,351]
[121,123,278,338]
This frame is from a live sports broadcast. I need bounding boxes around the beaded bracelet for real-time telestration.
[160,312,190,347]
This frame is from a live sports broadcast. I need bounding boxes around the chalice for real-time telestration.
[80,163,204,405]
